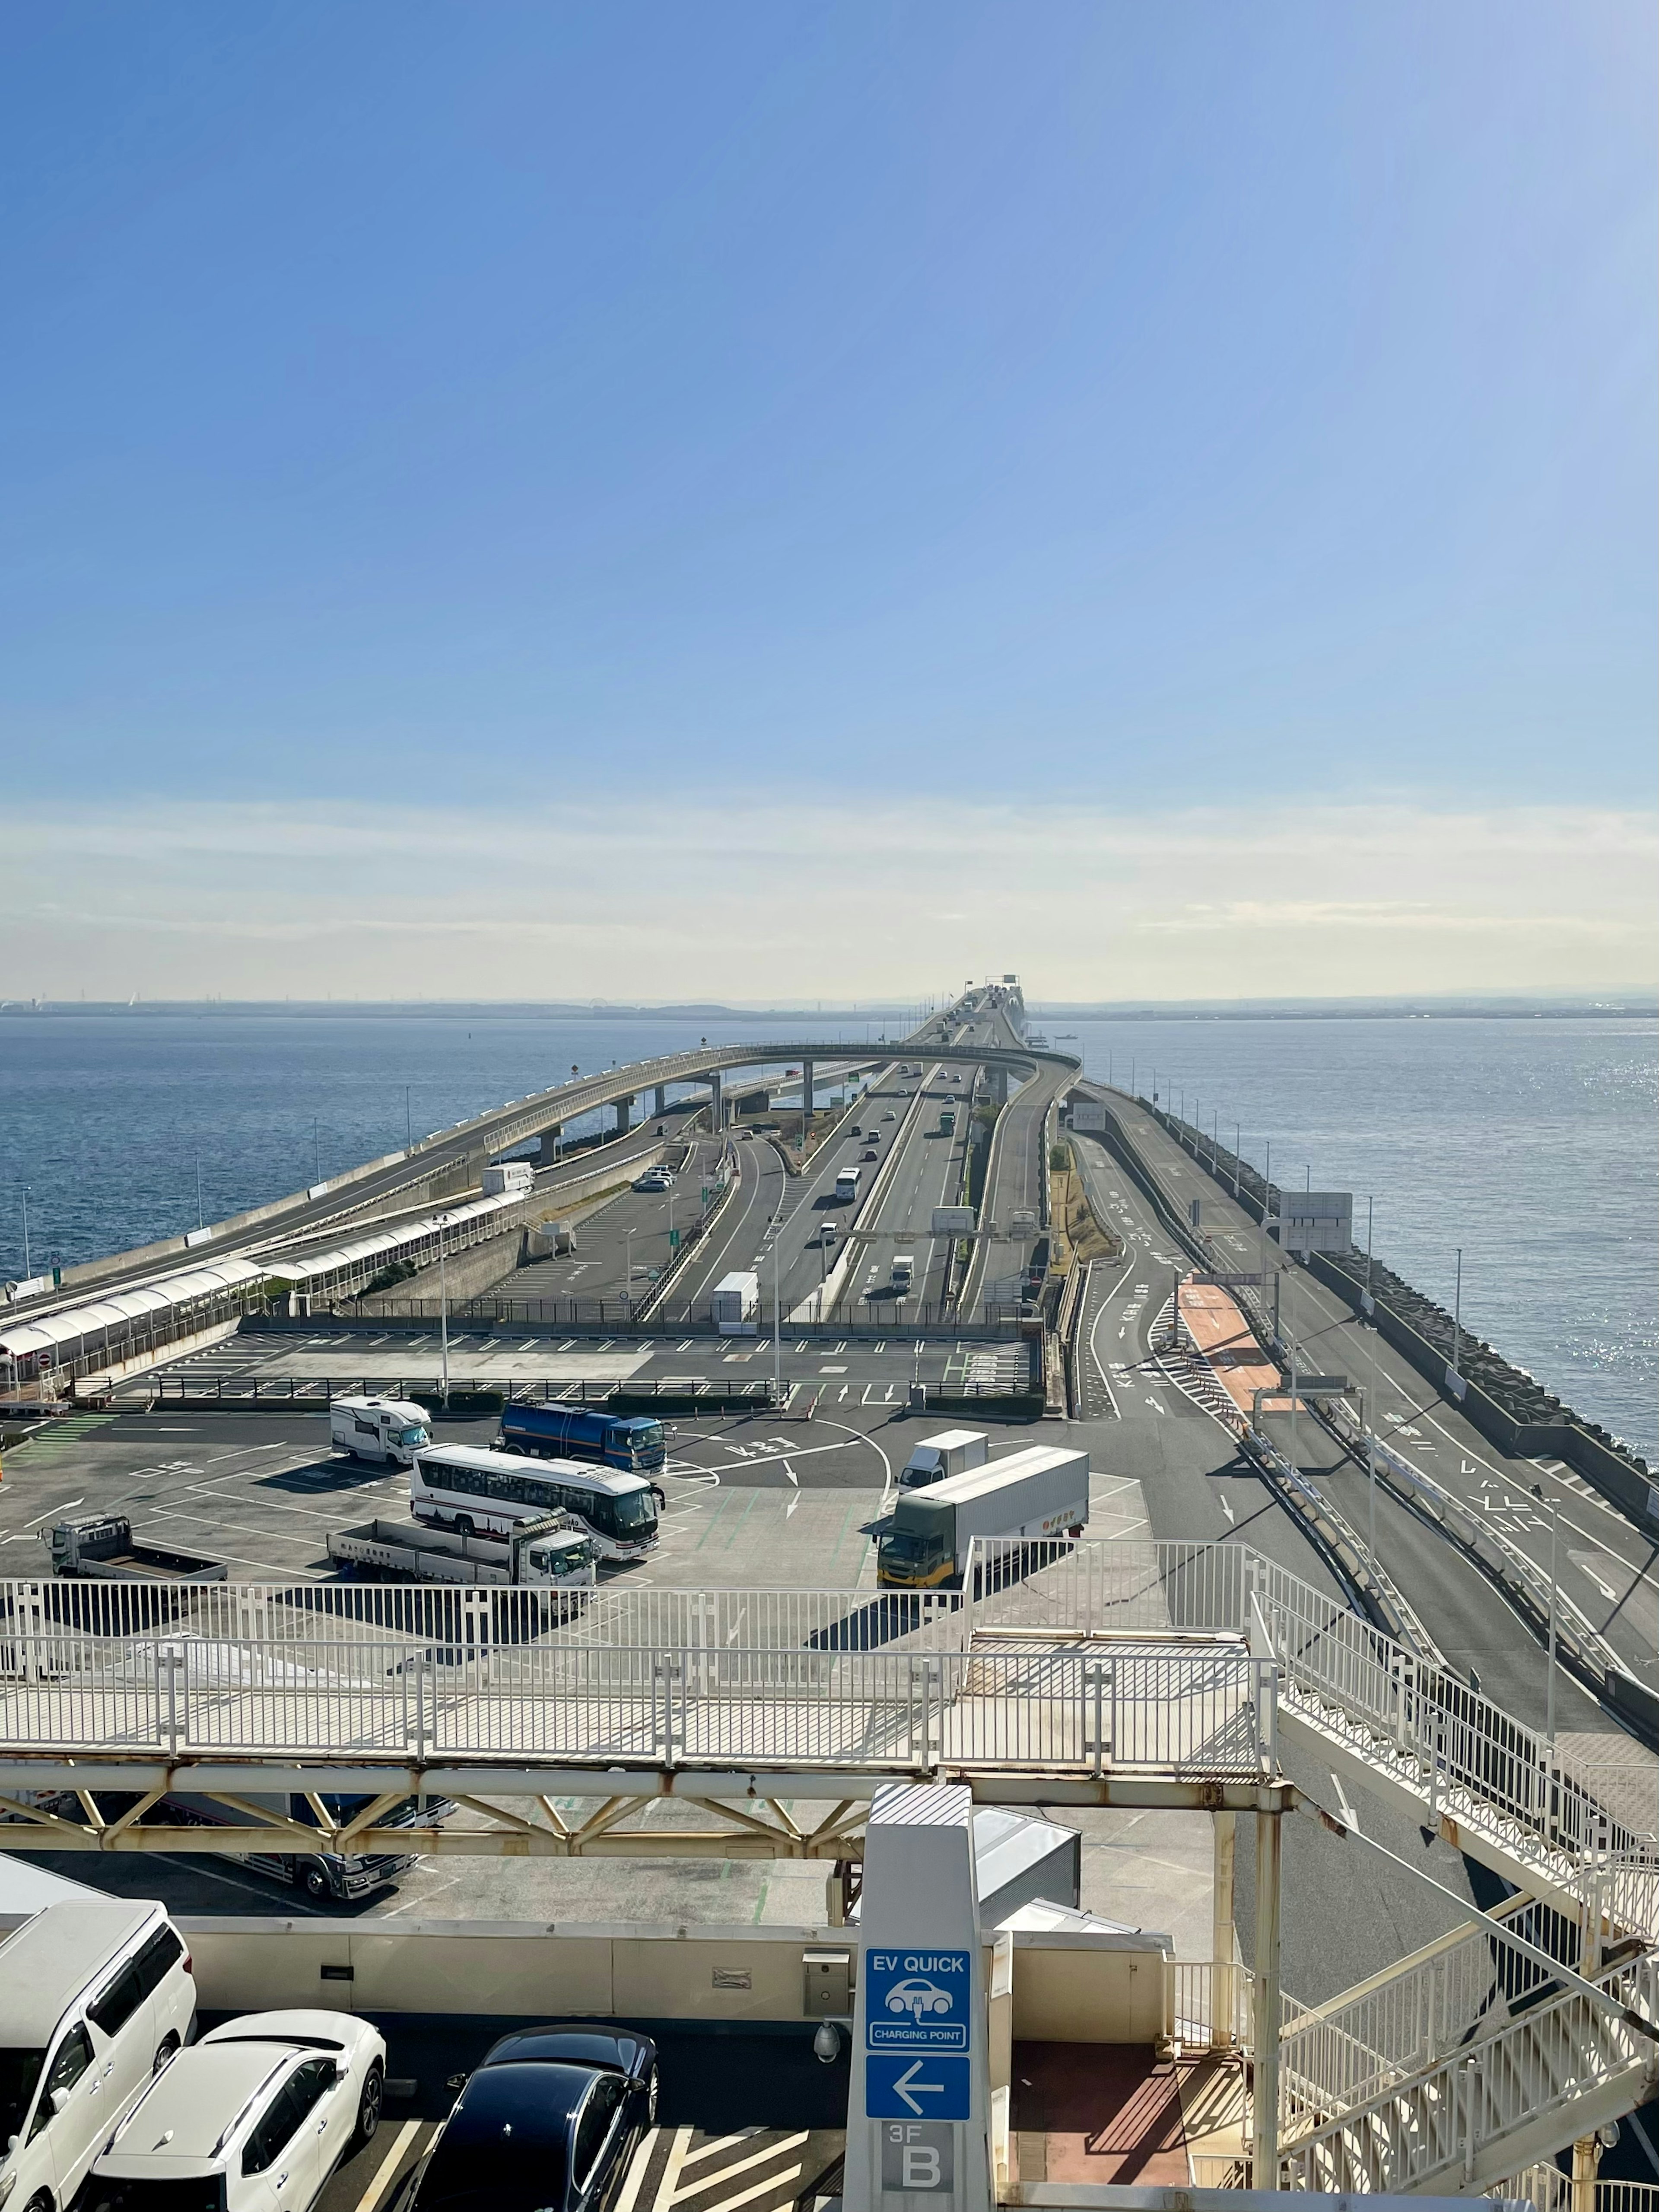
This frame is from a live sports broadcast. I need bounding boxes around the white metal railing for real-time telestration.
[4,1538,1655,1911]
[1279,1949,1659,2194]
[1279,1891,1586,2138]
[0,1604,1274,1774]
[1171,1957,1252,2050]
[1501,2175,1659,2212]
[968,1539,1659,1914]
[0,1578,970,1656]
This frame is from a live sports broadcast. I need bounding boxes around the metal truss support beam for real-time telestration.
[0,1762,1297,1859]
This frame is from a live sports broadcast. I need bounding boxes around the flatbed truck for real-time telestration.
[48,1514,227,1583]
[327,1512,595,1592]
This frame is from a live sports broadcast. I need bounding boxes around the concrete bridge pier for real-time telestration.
[652,1085,667,1119]
[988,1066,1009,1106]
[708,1071,724,1130]
[614,1095,634,1137]
[535,1124,563,1168]
[800,1058,814,1130]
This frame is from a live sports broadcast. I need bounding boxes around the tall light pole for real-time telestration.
[1366,1196,1375,1304]
[439,1223,449,1409]
[772,1228,783,1404]
[195,1154,204,1230]
[1233,1123,1242,1199]
[626,1227,636,1311]
[406,1086,413,1150]
[20,1186,31,1280]
[1546,1492,1559,1750]
[313,1118,321,1184]
[1451,1248,1463,1380]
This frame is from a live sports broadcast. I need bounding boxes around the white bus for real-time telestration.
[410,1444,660,1563]
[834,1165,861,1204]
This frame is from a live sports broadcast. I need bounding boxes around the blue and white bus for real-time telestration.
[498,1401,666,1475]
[410,1444,660,1563]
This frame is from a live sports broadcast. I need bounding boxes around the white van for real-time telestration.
[329,1396,431,1468]
[0,1900,196,2212]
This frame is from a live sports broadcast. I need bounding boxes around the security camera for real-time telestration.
[812,2021,842,2064]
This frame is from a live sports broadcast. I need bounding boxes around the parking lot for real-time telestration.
[0,1395,1177,2019]
[115,1325,1035,1407]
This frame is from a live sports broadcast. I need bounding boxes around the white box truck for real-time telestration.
[897,1428,988,1492]
[712,1270,761,1334]
[877,1444,1090,1588]
[481,1159,535,1196]
[331,1395,432,1466]
[891,1252,915,1293]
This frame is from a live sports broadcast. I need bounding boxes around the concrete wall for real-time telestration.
[68,1919,1179,2043]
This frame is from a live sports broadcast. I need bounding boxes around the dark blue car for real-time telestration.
[404,2024,658,2212]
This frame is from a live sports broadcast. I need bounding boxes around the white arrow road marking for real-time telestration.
[893,2061,946,2116]
[1218,1495,1235,1524]
[1331,1772,1361,1833]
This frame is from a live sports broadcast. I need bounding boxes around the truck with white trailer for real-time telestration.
[897,1428,988,1492]
[891,1252,915,1294]
[326,1512,595,1594]
[481,1159,535,1196]
[876,1444,1090,1588]
[331,1395,432,1467]
[712,1270,761,1334]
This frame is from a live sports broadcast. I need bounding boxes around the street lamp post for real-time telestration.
[1367,1195,1375,1303]
[20,1187,31,1280]
[1452,1248,1463,1381]
[772,1230,783,1404]
[439,1225,449,1409]
[1233,1124,1242,1200]
[195,1155,203,1231]
[1546,1493,1559,1750]
[626,1228,636,1311]
[313,1118,321,1185]
[406,1087,413,1150]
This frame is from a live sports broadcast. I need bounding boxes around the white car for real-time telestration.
[880,1110,897,1121]
[632,1171,670,1193]
[86,2011,386,2212]
[0,1901,197,2212]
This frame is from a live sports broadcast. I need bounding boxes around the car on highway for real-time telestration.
[881,1110,897,1121]
[86,2009,386,2212]
[861,1148,878,1162]
[404,2023,658,2212]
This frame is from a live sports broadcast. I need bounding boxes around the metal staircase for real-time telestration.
[1277,1928,1659,2193]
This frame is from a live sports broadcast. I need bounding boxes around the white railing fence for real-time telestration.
[1279,1890,1589,2139]
[0,1601,1276,1774]
[1278,1950,1659,2194]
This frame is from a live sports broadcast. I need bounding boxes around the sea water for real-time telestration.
[1,1010,1653,1461]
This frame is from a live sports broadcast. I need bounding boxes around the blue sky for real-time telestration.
[1,3,1654,999]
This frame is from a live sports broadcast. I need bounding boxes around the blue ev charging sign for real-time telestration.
[865,1950,973,2052]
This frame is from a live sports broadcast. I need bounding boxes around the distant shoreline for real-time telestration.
[0,1001,1653,1024]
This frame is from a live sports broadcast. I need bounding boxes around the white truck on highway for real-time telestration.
[897,1428,988,1492]
[331,1395,432,1467]
[877,1444,1090,1588]
[712,1270,761,1334]
[327,1512,595,1593]
[891,1253,915,1294]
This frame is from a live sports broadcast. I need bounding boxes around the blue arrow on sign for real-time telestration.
[865,2055,970,2122]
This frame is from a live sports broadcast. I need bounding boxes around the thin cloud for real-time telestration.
[2,795,1653,1000]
